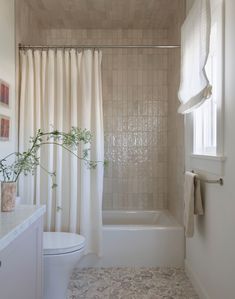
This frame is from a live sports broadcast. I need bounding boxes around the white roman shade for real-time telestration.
[178,0,212,114]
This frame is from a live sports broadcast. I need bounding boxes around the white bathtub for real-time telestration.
[79,210,184,267]
[103,210,180,226]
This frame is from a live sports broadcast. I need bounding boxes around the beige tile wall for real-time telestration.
[167,48,185,224]
[39,29,168,46]
[167,5,185,224]
[15,0,42,45]
[101,44,169,210]
[21,0,185,30]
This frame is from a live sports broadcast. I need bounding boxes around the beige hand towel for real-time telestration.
[194,176,203,216]
[184,171,203,238]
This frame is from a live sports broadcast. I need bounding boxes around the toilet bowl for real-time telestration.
[43,232,85,299]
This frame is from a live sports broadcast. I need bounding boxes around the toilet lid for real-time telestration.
[43,232,85,255]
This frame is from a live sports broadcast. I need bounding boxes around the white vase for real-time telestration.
[1,182,16,212]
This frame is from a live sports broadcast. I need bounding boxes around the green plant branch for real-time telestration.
[0,152,19,163]
[0,162,7,182]
[39,142,99,164]
[13,133,41,182]
[0,128,105,184]
[38,162,57,188]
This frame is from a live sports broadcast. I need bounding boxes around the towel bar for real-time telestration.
[191,170,224,186]
[198,177,223,186]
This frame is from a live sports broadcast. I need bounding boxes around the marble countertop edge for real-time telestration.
[0,205,46,252]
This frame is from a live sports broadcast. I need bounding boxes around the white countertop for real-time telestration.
[0,205,46,251]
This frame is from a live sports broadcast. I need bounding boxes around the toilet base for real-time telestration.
[43,249,84,299]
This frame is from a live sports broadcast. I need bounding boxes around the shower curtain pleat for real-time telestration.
[69,50,78,233]
[80,51,92,249]
[46,50,55,231]
[34,51,42,206]
[19,48,104,255]
[19,50,35,204]
[55,50,63,232]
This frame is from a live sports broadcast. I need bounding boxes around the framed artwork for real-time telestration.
[0,80,10,107]
[0,115,10,141]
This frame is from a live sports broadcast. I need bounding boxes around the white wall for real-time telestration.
[185,1,235,298]
[0,0,16,160]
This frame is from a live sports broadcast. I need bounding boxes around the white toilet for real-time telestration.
[43,232,85,299]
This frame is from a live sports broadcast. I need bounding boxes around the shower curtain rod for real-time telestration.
[19,43,180,49]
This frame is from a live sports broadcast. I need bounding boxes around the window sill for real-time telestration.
[190,154,226,176]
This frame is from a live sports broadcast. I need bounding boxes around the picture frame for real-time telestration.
[0,79,10,108]
[0,115,10,141]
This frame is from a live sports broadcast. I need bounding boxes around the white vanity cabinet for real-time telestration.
[0,205,45,299]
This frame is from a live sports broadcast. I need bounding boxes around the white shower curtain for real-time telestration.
[19,48,104,255]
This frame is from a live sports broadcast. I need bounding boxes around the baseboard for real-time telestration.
[184,259,210,299]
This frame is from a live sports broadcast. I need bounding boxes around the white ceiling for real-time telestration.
[24,0,185,29]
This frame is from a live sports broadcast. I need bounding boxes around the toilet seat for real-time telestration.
[43,232,85,255]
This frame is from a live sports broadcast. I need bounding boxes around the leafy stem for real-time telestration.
[0,128,105,184]
[14,132,41,182]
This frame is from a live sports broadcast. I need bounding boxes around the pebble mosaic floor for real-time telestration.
[67,267,199,299]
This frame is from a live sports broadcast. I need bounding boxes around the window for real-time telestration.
[193,2,224,157]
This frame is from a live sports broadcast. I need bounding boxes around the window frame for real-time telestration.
[189,0,225,175]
